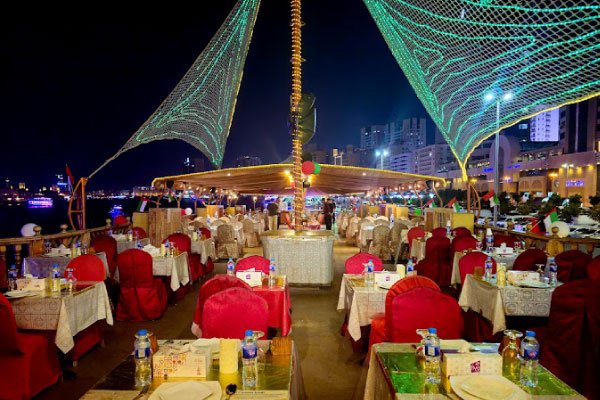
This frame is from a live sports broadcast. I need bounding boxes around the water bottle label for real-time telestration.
[136,344,150,359]
[549,266,557,273]
[425,345,439,357]
[524,348,538,360]
[242,345,257,359]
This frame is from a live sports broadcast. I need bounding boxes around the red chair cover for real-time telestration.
[452,227,472,238]
[587,257,600,281]
[236,255,270,274]
[431,227,447,238]
[493,233,516,248]
[344,253,383,274]
[0,258,7,290]
[132,227,148,239]
[389,287,463,343]
[204,257,215,275]
[555,250,591,283]
[451,235,477,257]
[458,252,497,284]
[512,248,547,271]
[200,227,211,239]
[116,249,168,321]
[202,287,268,339]
[114,215,128,225]
[407,227,426,251]
[166,233,202,282]
[582,281,600,399]
[192,275,251,334]
[91,234,117,278]
[68,254,106,281]
[0,294,62,399]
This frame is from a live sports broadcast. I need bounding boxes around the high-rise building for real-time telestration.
[360,125,386,150]
[235,155,262,168]
[414,144,453,176]
[385,152,415,173]
[560,96,600,154]
[530,107,560,142]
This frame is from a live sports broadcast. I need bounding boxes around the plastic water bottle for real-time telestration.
[227,258,235,276]
[520,330,540,387]
[268,258,276,288]
[8,264,18,291]
[65,267,77,293]
[128,228,133,241]
[365,259,375,287]
[136,239,143,250]
[51,264,61,293]
[242,329,258,388]
[547,257,557,286]
[484,256,493,282]
[134,329,152,386]
[486,232,494,252]
[424,327,441,384]
[406,259,415,276]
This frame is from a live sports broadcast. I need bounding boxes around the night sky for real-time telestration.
[0,1,429,190]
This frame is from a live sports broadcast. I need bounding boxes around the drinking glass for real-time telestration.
[44,241,52,254]
[514,241,521,253]
[501,330,523,380]
[535,264,545,281]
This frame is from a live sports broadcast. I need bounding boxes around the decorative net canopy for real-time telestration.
[364,0,600,177]
[90,0,261,178]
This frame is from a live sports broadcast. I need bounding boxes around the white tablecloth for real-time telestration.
[9,282,113,353]
[451,251,519,285]
[149,253,190,291]
[190,237,217,263]
[116,238,150,253]
[409,239,426,262]
[458,274,555,333]
[336,274,386,340]
[262,234,334,286]
[23,252,110,279]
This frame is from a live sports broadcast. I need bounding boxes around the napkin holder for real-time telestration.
[17,277,46,291]
[374,272,400,286]
[441,351,502,379]
[236,271,263,287]
[494,247,514,255]
[153,345,209,378]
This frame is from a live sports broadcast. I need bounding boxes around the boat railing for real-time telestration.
[0,219,131,270]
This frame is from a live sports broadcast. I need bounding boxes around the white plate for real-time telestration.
[149,381,221,400]
[450,375,528,400]
[4,290,37,298]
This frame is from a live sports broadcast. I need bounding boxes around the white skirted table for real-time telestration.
[261,230,334,287]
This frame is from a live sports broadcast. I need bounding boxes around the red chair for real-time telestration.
[431,227,447,238]
[200,227,211,239]
[0,258,7,290]
[236,255,270,274]
[587,257,600,281]
[202,287,268,339]
[555,250,592,283]
[116,249,168,321]
[452,235,478,255]
[513,248,547,271]
[191,275,251,337]
[407,227,426,252]
[458,252,496,284]
[344,253,383,274]
[165,233,202,282]
[417,237,451,286]
[493,233,516,248]
[452,227,472,238]
[114,215,128,225]
[0,294,62,399]
[66,254,107,364]
[91,234,118,278]
[204,257,215,275]
[132,227,148,239]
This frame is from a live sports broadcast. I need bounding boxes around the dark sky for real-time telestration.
[0,1,429,190]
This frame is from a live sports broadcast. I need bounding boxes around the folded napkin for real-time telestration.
[149,381,221,400]
[112,234,126,241]
[144,244,161,257]
[192,338,220,357]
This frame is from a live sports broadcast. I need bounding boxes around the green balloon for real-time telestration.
[313,163,321,175]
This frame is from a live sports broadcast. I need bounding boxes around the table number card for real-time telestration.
[374,272,400,287]
[236,271,263,287]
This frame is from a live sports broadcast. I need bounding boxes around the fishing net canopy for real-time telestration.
[364,0,600,178]
[90,0,261,178]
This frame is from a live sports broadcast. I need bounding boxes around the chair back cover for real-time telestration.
[586,257,600,281]
[193,275,251,329]
[422,236,452,285]
[389,287,463,343]
[132,227,148,239]
[451,235,478,257]
[236,255,270,274]
[345,253,383,274]
[512,248,547,271]
[68,254,106,281]
[242,219,255,234]
[117,249,154,288]
[202,287,268,339]
[371,225,390,245]
[493,233,516,248]
[0,294,21,354]
[555,250,591,282]
[452,227,472,238]
[407,227,426,250]
[374,219,389,226]
[91,234,118,278]
[431,227,447,238]
[458,251,497,284]
[114,215,128,225]
[200,227,211,239]
[217,224,236,243]
[165,233,192,254]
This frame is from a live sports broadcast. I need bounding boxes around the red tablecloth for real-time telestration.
[252,285,292,336]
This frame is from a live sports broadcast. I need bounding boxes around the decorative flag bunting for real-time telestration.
[543,208,559,231]
[453,202,462,213]
[167,191,176,203]
[65,164,75,193]
[446,197,457,208]
[529,218,542,234]
[491,194,500,207]
[425,198,436,208]
[136,197,149,212]
[482,190,495,201]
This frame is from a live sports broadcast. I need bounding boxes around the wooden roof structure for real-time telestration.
[152,164,446,195]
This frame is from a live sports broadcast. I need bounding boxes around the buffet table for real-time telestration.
[261,230,334,287]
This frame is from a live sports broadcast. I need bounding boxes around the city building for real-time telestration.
[385,152,414,173]
[360,125,386,150]
[414,144,453,176]
[234,155,262,168]
[530,107,560,142]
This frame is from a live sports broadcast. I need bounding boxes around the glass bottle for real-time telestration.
[502,330,522,381]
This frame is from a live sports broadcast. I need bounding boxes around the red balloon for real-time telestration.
[301,161,315,175]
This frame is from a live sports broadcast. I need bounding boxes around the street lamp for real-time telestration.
[484,90,513,226]
[253,196,257,210]
[375,149,389,170]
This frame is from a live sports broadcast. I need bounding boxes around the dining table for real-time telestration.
[451,250,519,285]
[23,252,110,279]
[189,237,217,263]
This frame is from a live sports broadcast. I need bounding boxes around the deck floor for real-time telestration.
[36,238,368,400]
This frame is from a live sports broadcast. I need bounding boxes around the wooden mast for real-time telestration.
[290,0,303,232]
[68,177,87,230]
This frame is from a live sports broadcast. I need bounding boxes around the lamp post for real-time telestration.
[253,196,257,210]
[485,91,513,226]
[375,149,389,170]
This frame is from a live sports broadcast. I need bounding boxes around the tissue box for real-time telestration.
[441,351,502,378]
[152,349,209,378]
[507,270,539,285]
[16,278,47,291]
[236,271,263,287]
[495,247,514,255]
[374,272,400,286]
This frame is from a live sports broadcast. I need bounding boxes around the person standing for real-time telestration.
[267,200,279,231]
[324,198,335,230]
